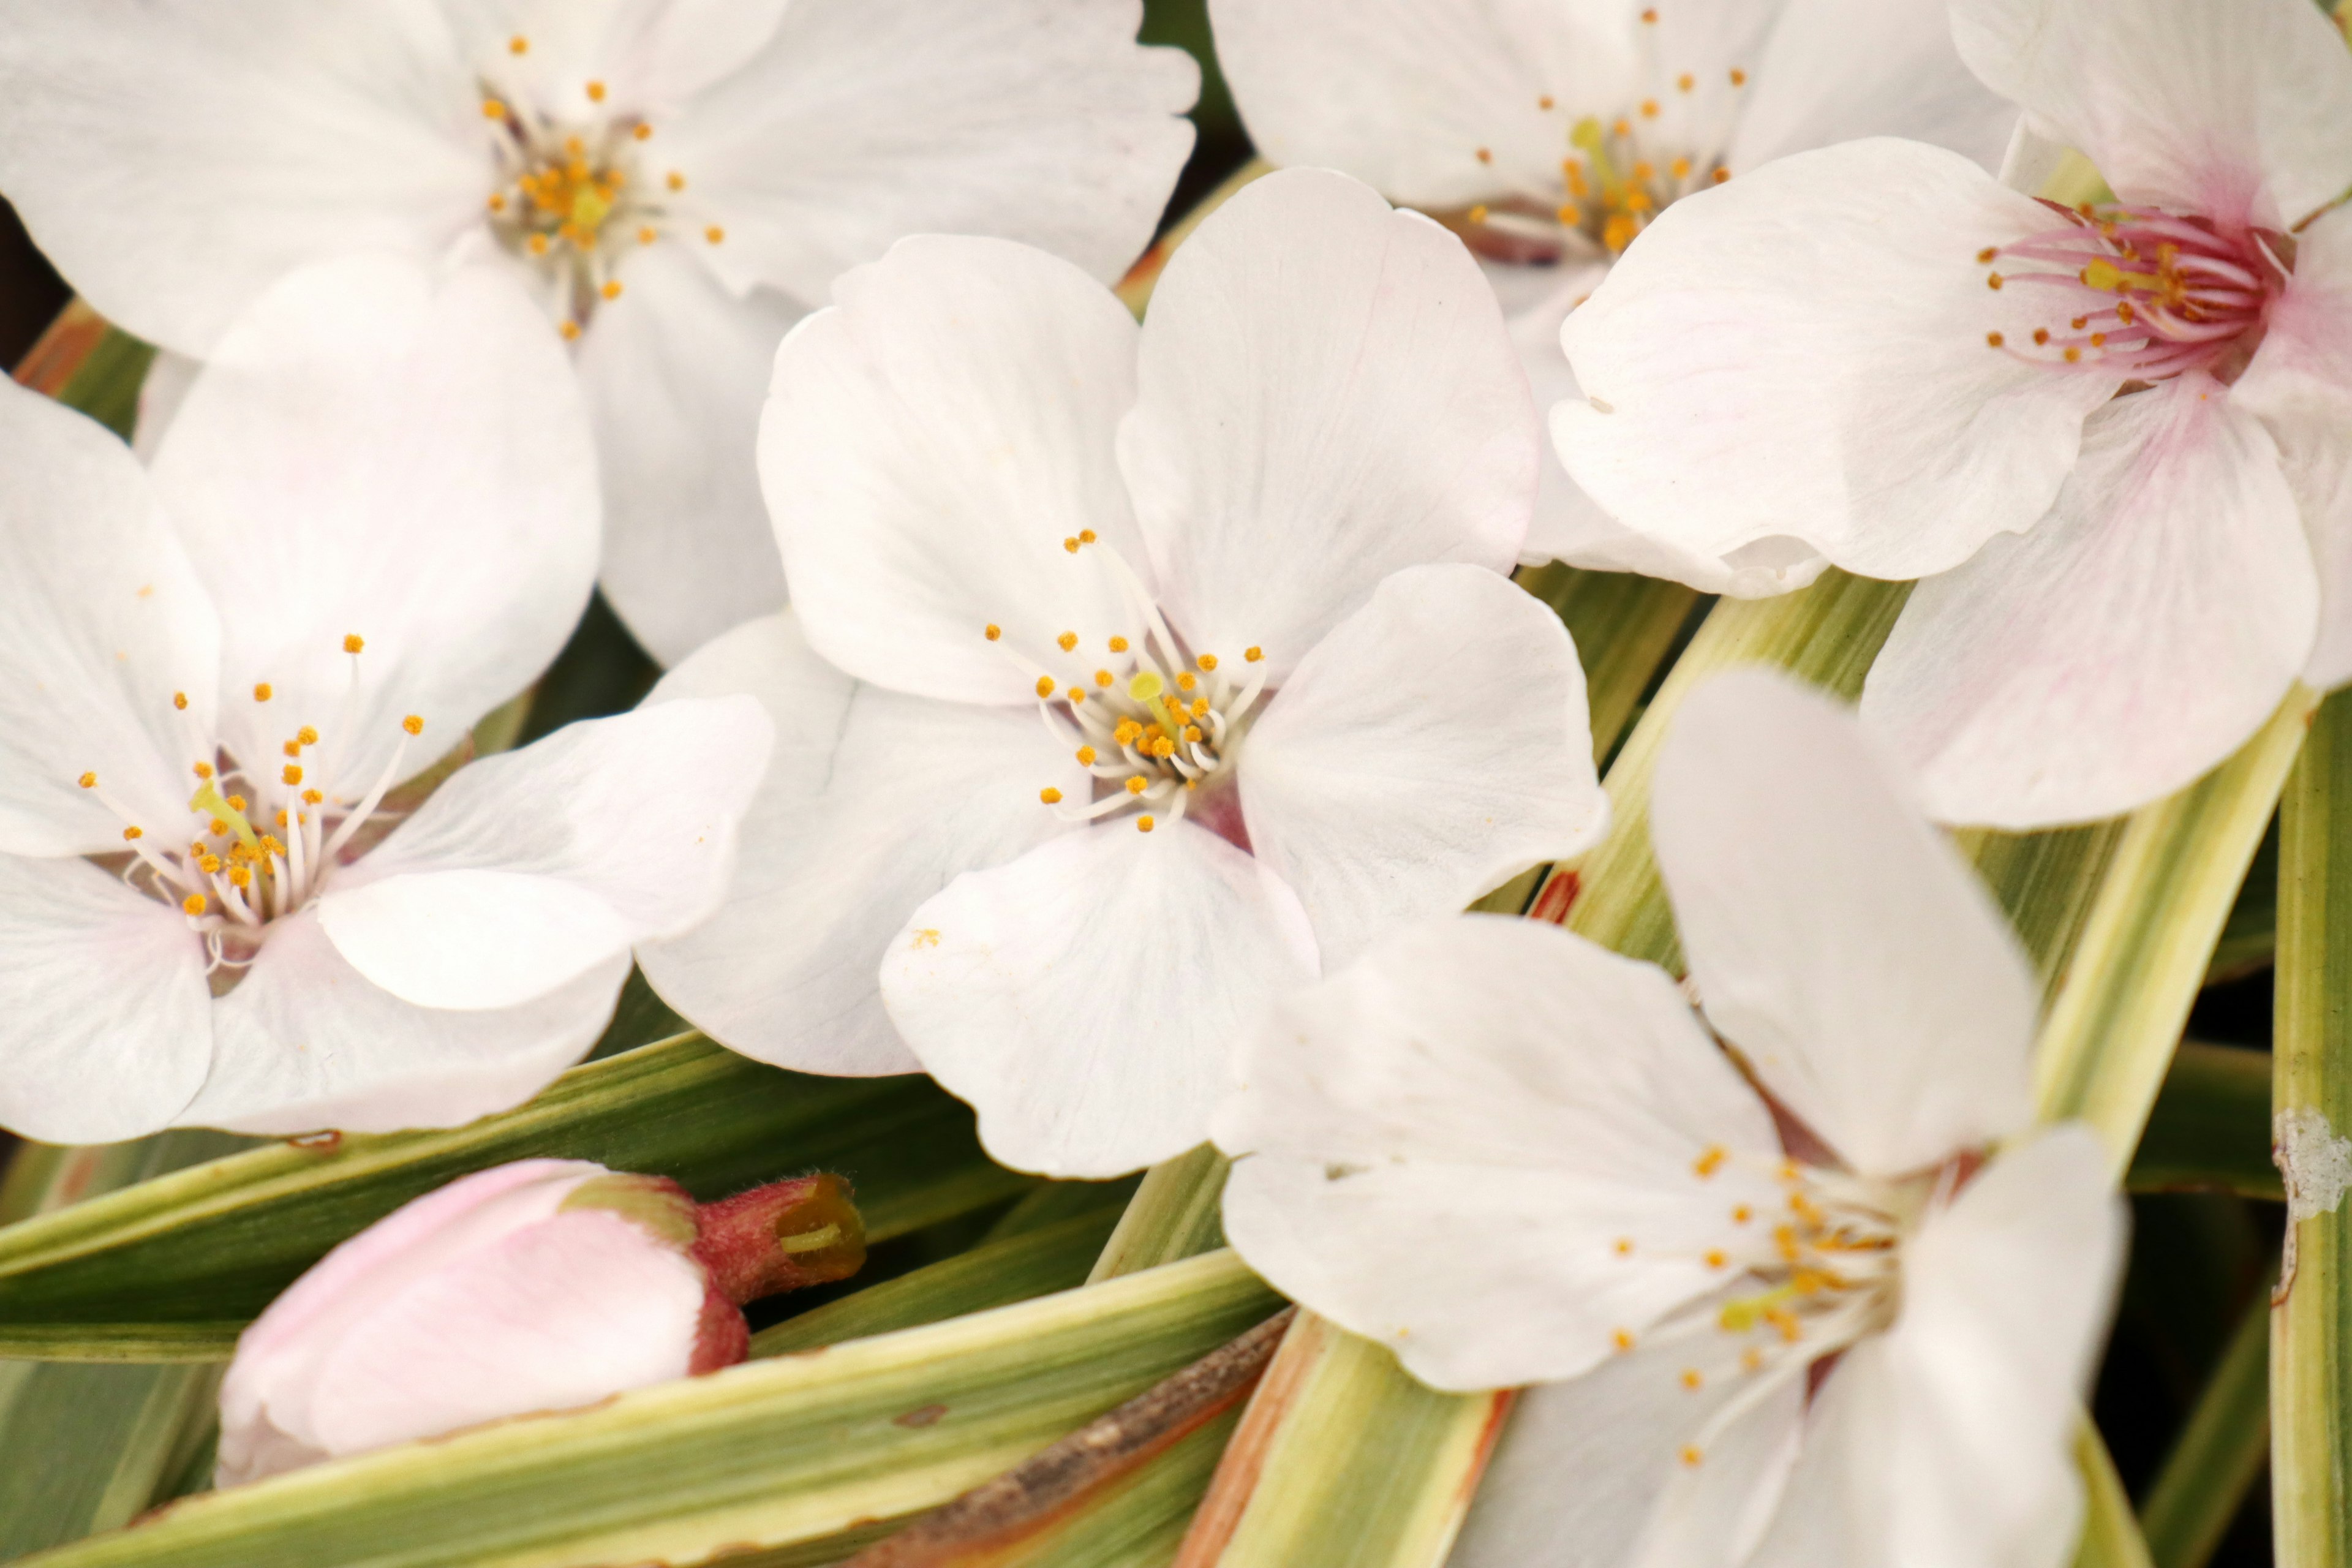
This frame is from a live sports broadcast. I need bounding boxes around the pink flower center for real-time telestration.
[1981,202,2289,383]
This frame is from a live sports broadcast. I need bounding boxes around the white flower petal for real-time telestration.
[151,255,600,792]
[1555,139,2116,582]
[1653,669,2040,1176]
[578,243,805,666]
[1216,914,1780,1392]
[444,0,790,114]
[1862,375,2316,827]
[0,380,220,855]
[1950,0,2352,230]
[179,910,628,1136]
[315,697,771,1011]
[0,854,213,1143]
[1206,0,1638,209]
[1238,565,1605,971]
[638,614,1076,1077]
[1745,1126,2123,1568]
[0,0,481,356]
[1450,1307,1804,1568]
[761,234,1144,704]
[883,823,1319,1178]
[1118,169,1536,680]
[659,0,1197,300]
[1727,0,2016,174]
[131,349,202,463]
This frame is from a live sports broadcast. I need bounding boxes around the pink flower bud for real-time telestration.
[216,1158,864,1487]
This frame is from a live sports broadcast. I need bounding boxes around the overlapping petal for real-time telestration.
[151,255,600,793]
[1556,138,2117,582]
[1653,671,2040,1175]
[1950,0,2352,229]
[883,823,1319,1177]
[659,0,1197,301]
[761,234,1145,705]
[638,614,1077,1077]
[1217,916,1781,1392]
[314,697,770,1011]
[0,0,482,355]
[1727,0,2015,174]
[0,380,219,856]
[1238,565,1605,970]
[1862,376,2316,827]
[1119,169,1536,680]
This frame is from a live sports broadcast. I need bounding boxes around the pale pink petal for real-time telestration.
[1728,0,2016,174]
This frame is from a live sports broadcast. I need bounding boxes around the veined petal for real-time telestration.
[1653,670,2040,1176]
[883,823,1319,1178]
[1450,1296,1804,1568]
[0,854,213,1144]
[1744,1126,2123,1568]
[1238,565,1605,971]
[1728,0,2016,174]
[1555,138,2117,583]
[1118,169,1536,682]
[0,380,220,856]
[578,243,805,666]
[1950,0,2352,230]
[760,235,1144,705]
[1207,0,1639,210]
[1862,375,2315,827]
[1215,915,1781,1393]
[314,697,771,1011]
[0,0,482,356]
[151,255,599,793]
[443,0,791,115]
[638,614,1077,1077]
[659,0,1197,301]
[181,910,629,1136]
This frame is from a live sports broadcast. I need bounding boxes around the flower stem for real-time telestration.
[1089,1143,1230,1284]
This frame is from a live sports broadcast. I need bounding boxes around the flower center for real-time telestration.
[1609,1145,1937,1469]
[987,532,1268,838]
[77,634,425,981]
[1979,203,2288,383]
[479,36,726,340]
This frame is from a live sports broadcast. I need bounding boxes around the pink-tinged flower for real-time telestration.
[640,169,1607,1178]
[1215,670,2125,1568]
[1555,0,2352,827]
[1208,0,2017,595]
[0,0,1199,666]
[0,255,772,1144]
[216,1159,864,1487]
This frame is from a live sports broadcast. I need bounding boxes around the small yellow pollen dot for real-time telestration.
[1151,736,1175,760]
[1680,1368,1703,1391]
[705,225,725,244]
[173,691,189,710]
[303,789,323,805]
[508,34,529,53]
[1175,671,1197,692]
[1640,99,1659,117]
[183,894,208,916]
[1742,1348,1765,1372]
[1641,6,1657,20]
[1067,686,1086,703]
[282,764,303,785]
[344,634,365,655]
[601,280,624,301]
[198,854,222,875]
[229,865,251,888]
[2064,346,2082,363]
[984,624,1003,641]
[1711,168,1730,184]
[193,762,214,781]
[77,771,96,789]
[402,715,424,736]
[1245,646,1264,663]
[666,171,686,192]
[1613,117,1632,137]
[1076,746,1098,765]
[633,122,652,141]
[2090,332,2108,347]
[1197,653,1218,671]
[482,99,507,120]
[1976,246,1998,263]
[296,726,319,746]
[252,682,273,702]
[122,826,143,841]
[1039,787,1063,804]
[1108,635,1129,654]
[1986,272,2004,290]
[1468,203,1490,225]
[1613,1237,1634,1256]
[209,818,228,835]
[1182,725,1202,744]
[1613,1329,1635,1352]
[1539,94,1555,110]
[1693,1145,1727,1178]
[586,80,606,102]
[1729,67,1747,85]
[1669,156,1691,180]
[283,739,303,758]
[1986,331,2005,347]
[488,193,508,214]
[560,320,582,341]
[1036,676,1057,699]
[1137,815,1155,833]
[638,225,657,244]
[1125,775,1148,796]
[2032,327,2051,345]
[1732,1204,1753,1223]
[1475,146,1493,164]
[1063,537,1082,554]
[1680,1447,1703,1468]
[1057,631,1079,652]
[1677,72,1694,91]
[1705,1249,1728,1269]
[275,809,289,827]
[529,233,552,257]
[1095,669,1114,688]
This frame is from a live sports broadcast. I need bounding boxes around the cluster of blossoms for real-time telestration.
[0,0,2339,1558]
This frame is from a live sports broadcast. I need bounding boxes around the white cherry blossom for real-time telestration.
[1208,0,2017,594]
[0,256,770,1144]
[1215,669,2125,1568]
[643,170,1608,1178]
[0,0,1200,665]
[1555,0,2352,826]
